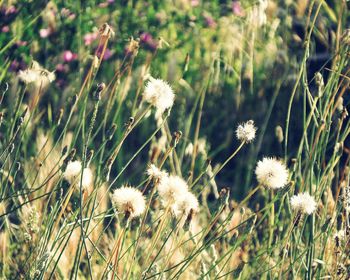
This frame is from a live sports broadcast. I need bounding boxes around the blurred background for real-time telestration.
[0,0,348,199]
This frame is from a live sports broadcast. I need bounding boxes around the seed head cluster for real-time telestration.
[255,157,288,189]
[143,77,175,115]
[290,192,317,215]
[112,186,146,219]
[236,120,257,143]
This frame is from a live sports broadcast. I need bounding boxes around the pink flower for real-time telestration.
[191,0,200,7]
[204,15,217,28]
[232,1,244,17]
[5,5,17,15]
[95,45,113,60]
[39,28,51,38]
[140,32,157,51]
[63,50,77,62]
[1,26,9,33]
[102,48,112,60]
[56,63,68,73]
[84,32,98,46]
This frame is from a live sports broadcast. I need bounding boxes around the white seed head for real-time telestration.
[63,161,93,189]
[18,61,55,85]
[63,161,82,183]
[255,157,288,189]
[185,142,194,156]
[236,120,257,143]
[112,186,146,218]
[146,164,168,181]
[157,175,188,206]
[143,77,175,115]
[172,191,199,218]
[290,192,317,215]
[81,168,93,189]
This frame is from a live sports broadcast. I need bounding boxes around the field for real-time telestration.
[0,0,349,279]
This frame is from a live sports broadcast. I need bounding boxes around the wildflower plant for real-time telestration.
[0,1,349,279]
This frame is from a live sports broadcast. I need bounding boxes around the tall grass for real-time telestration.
[0,0,349,279]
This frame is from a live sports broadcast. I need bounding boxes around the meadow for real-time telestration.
[0,0,349,279]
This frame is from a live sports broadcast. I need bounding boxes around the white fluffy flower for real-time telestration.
[18,61,55,85]
[290,192,317,215]
[143,77,175,114]
[157,175,188,206]
[63,161,82,183]
[236,120,257,143]
[63,161,93,189]
[172,191,199,218]
[255,157,288,189]
[81,168,93,189]
[112,186,146,218]
[147,164,168,181]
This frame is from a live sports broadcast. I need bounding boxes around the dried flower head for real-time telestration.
[143,77,175,115]
[146,164,168,181]
[236,120,257,143]
[157,175,188,206]
[111,186,146,219]
[172,191,199,218]
[255,157,288,189]
[290,192,317,215]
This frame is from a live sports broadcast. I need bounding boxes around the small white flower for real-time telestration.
[112,186,146,219]
[157,175,188,206]
[255,157,288,189]
[236,120,257,143]
[172,191,199,218]
[146,164,168,181]
[143,77,175,115]
[290,192,317,215]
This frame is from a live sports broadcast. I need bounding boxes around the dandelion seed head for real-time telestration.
[185,142,194,156]
[255,157,288,189]
[290,192,317,215]
[172,191,199,218]
[146,164,168,181]
[63,161,93,189]
[18,61,55,85]
[157,175,188,206]
[81,168,93,189]
[143,77,175,115]
[112,186,146,218]
[63,160,82,183]
[236,120,257,143]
